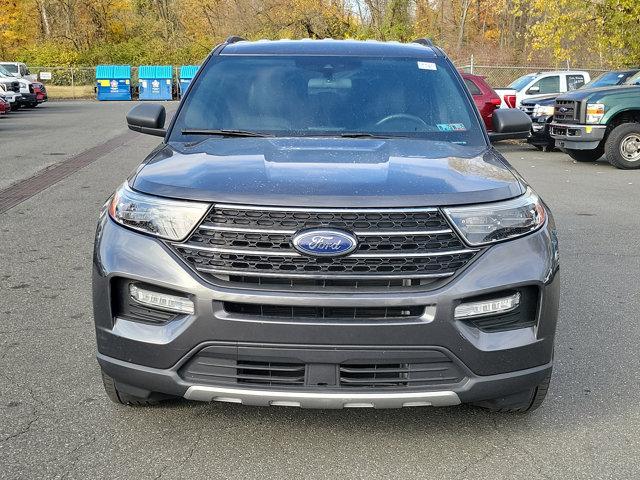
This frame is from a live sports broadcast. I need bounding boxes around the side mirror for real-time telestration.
[489,108,532,142]
[526,86,540,94]
[126,104,167,137]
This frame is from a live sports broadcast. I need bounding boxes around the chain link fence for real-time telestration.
[29,66,184,99]
[27,64,611,99]
[457,64,609,88]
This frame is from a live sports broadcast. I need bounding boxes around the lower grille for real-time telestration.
[339,360,463,388]
[181,357,306,387]
[179,349,465,390]
[223,302,427,321]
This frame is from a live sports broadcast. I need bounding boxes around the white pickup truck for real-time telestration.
[0,79,22,109]
[495,70,591,108]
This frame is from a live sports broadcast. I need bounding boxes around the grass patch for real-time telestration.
[45,85,95,99]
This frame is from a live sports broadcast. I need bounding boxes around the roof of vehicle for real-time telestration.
[220,39,438,58]
[138,65,173,79]
[96,65,131,79]
[529,70,590,75]
[0,61,24,65]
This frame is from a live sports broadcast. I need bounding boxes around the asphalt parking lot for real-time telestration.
[1,101,638,479]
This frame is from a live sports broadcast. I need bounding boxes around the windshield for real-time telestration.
[0,65,12,77]
[508,74,537,91]
[624,72,640,86]
[170,55,484,146]
[587,71,636,88]
[0,64,18,74]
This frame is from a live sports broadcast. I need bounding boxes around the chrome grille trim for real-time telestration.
[214,203,439,213]
[174,244,478,258]
[198,224,454,236]
[193,267,455,280]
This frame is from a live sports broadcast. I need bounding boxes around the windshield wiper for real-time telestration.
[338,132,412,139]
[181,128,271,137]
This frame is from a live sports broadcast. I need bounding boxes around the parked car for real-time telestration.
[0,64,38,108]
[94,38,558,414]
[0,96,9,115]
[523,69,640,151]
[550,84,640,168]
[495,70,591,108]
[0,78,22,110]
[0,61,37,81]
[461,73,502,131]
[32,81,48,103]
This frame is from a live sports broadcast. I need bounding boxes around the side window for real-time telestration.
[20,65,27,76]
[567,74,585,90]
[528,76,560,94]
[464,78,482,95]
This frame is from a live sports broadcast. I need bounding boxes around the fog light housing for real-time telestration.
[454,292,520,319]
[129,284,194,314]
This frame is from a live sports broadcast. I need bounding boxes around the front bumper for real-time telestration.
[17,92,37,105]
[527,116,553,146]
[93,214,560,407]
[550,122,606,150]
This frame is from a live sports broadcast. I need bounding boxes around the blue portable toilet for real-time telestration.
[96,65,131,101]
[179,65,199,97]
[138,65,173,100]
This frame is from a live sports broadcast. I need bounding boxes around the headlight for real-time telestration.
[108,183,209,241]
[586,103,605,124]
[533,104,554,117]
[443,189,546,246]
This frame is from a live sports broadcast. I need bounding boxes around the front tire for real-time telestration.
[605,123,640,169]
[566,147,604,162]
[472,372,551,413]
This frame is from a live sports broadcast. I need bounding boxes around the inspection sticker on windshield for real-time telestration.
[417,61,437,70]
[437,123,467,132]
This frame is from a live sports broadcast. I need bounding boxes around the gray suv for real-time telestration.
[94,38,558,413]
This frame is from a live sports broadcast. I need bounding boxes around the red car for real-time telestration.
[32,82,48,104]
[461,73,502,132]
[0,97,9,115]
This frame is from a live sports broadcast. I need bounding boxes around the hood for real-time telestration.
[521,94,558,106]
[557,84,640,102]
[131,138,524,208]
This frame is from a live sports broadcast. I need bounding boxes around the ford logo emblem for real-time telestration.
[292,229,358,257]
[559,107,568,113]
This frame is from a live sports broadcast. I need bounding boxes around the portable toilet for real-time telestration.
[138,65,173,101]
[179,65,199,97]
[96,65,131,101]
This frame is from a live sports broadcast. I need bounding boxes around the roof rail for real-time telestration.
[225,36,246,44]
[412,38,434,47]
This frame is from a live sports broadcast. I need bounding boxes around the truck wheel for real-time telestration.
[472,372,551,413]
[566,147,604,162]
[101,371,169,406]
[605,123,640,169]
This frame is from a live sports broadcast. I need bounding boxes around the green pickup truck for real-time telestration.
[550,85,640,169]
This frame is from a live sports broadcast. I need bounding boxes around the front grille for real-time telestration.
[9,81,20,92]
[554,100,580,123]
[223,302,426,321]
[520,104,535,116]
[171,205,478,287]
[179,348,465,390]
